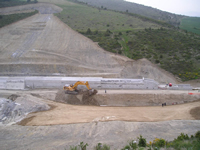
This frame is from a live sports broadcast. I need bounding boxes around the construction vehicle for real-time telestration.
[63,81,97,95]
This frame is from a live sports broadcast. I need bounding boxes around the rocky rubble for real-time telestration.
[0,94,50,125]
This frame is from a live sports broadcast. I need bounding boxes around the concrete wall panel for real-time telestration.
[6,80,24,90]
[0,77,194,90]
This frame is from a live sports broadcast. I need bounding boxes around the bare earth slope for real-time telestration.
[0,2,177,83]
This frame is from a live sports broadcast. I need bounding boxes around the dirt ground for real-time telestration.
[0,89,199,126]
[19,99,200,126]
[1,89,194,126]
[1,89,200,149]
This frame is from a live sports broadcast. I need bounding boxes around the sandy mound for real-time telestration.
[54,89,99,106]
[121,58,177,84]
[190,106,200,120]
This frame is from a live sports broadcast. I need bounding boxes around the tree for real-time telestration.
[155,60,160,63]
[94,30,98,35]
[104,29,111,36]
[86,28,92,35]
[27,0,31,2]
[138,135,146,147]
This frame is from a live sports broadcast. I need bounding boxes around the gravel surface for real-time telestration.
[0,120,200,150]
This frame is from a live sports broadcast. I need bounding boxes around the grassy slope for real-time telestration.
[73,0,184,27]
[0,0,38,28]
[55,2,161,32]
[180,17,200,35]
[0,0,36,8]
[0,10,38,28]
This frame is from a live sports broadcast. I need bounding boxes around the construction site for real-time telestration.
[0,1,200,150]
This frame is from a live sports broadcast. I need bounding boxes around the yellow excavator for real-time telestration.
[63,81,97,95]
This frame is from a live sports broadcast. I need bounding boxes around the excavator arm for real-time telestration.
[72,81,91,90]
[63,81,97,95]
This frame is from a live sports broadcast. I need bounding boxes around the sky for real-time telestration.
[125,0,200,17]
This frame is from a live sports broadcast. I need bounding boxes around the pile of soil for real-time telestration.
[54,89,99,106]
[7,94,20,101]
[190,106,200,120]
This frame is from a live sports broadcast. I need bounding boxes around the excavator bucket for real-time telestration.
[88,89,98,96]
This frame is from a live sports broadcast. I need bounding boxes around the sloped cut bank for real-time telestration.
[55,90,200,106]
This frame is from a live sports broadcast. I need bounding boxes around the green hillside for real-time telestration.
[55,0,200,81]
[71,0,184,27]
[55,2,162,32]
[0,0,36,8]
[180,17,200,35]
[0,10,38,28]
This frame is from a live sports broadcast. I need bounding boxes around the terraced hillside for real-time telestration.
[51,0,200,81]
[0,2,177,83]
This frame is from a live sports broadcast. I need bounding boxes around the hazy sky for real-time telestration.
[125,0,200,17]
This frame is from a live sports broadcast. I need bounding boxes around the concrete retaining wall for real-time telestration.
[158,84,193,90]
[25,77,159,90]
[0,76,193,90]
[0,77,24,90]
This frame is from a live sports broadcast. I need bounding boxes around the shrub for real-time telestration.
[176,133,189,141]
[138,135,146,147]
[155,60,160,64]
[122,140,137,150]
[129,140,137,150]
[152,138,166,148]
[70,146,78,150]
[78,142,88,150]
[195,131,200,140]
[86,28,92,35]
[121,145,131,150]
[95,143,110,150]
